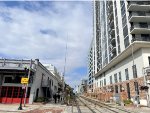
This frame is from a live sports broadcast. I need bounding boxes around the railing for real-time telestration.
[110,20,114,28]
[108,4,113,11]
[0,59,35,69]
[140,23,148,28]
[129,12,147,20]
[128,1,150,8]
[110,29,115,36]
[131,23,149,31]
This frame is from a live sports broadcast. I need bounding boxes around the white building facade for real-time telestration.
[0,59,63,104]
[88,0,150,106]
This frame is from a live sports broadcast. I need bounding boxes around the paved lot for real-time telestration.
[0,102,150,113]
[0,103,67,113]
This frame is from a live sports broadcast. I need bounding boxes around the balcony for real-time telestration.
[129,12,150,22]
[109,48,117,60]
[130,23,150,34]
[109,43,116,52]
[132,34,150,42]
[128,1,150,11]
[111,47,116,53]
[110,29,115,36]
[110,38,116,45]
[108,12,113,21]
[110,20,114,28]
[108,4,113,12]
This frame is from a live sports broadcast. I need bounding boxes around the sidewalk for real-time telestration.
[0,103,42,113]
[124,106,150,113]
[82,96,150,113]
[0,102,68,113]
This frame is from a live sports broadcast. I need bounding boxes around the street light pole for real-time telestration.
[18,88,24,110]
[24,59,32,107]
[18,68,27,110]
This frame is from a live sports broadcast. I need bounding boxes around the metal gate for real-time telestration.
[0,86,30,104]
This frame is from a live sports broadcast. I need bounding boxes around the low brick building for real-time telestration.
[0,59,63,104]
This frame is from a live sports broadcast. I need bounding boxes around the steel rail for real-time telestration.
[77,96,96,113]
[81,96,134,113]
[74,96,82,113]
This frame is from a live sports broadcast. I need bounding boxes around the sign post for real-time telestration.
[18,77,28,110]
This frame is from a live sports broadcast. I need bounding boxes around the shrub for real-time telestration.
[35,97,48,102]
[123,99,133,105]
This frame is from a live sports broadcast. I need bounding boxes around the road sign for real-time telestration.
[21,77,29,84]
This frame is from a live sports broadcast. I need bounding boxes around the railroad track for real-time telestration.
[71,95,137,113]
[73,96,82,113]
[72,96,112,113]
[80,96,136,113]
[71,95,99,113]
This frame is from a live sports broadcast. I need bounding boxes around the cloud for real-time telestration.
[0,1,92,87]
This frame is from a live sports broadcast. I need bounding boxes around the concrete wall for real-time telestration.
[94,48,150,106]
[29,60,60,104]
[95,48,144,88]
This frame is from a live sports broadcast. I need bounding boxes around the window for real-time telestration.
[132,65,137,78]
[122,15,127,27]
[121,4,125,16]
[54,86,57,91]
[125,68,129,80]
[134,82,139,95]
[100,81,101,87]
[126,83,131,99]
[115,85,118,93]
[119,72,122,82]
[118,45,121,53]
[114,73,118,83]
[13,87,18,98]
[1,87,7,97]
[41,74,44,86]
[4,77,13,83]
[141,34,150,41]
[7,87,13,97]
[104,79,106,85]
[148,57,150,66]
[110,76,113,84]
[139,22,148,28]
[123,25,128,38]
[124,36,129,48]
[120,1,124,7]
[52,80,53,86]
[13,76,21,83]
[116,25,119,35]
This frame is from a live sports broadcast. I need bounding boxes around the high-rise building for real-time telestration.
[88,0,150,106]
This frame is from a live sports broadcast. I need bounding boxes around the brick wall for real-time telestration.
[92,77,147,102]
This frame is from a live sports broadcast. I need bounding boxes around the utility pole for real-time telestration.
[62,34,68,103]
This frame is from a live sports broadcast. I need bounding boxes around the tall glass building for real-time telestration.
[88,0,150,106]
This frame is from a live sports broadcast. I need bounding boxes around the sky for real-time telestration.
[0,1,93,88]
